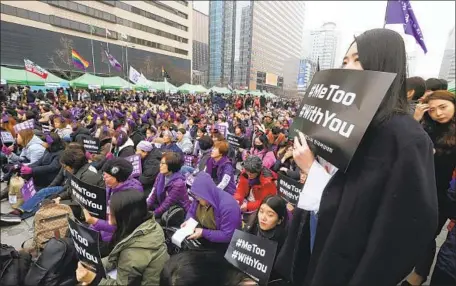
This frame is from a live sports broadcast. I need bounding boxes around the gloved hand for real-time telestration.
[85,151,93,161]
[2,145,12,156]
[20,165,33,175]
[105,152,114,160]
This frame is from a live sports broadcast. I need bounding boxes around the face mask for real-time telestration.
[255,144,264,151]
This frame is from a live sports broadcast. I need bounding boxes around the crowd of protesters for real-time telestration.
[0,28,455,286]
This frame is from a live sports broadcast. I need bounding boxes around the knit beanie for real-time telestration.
[103,157,133,182]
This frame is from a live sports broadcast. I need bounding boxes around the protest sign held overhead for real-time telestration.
[217,124,227,137]
[125,154,142,178]
[227,134,241,148]
[290,69,396,171]
[82,137,100,154]
[69,174,107,220]
[68,217,106,278]
[225,230,278,285]
[277,174,303,206]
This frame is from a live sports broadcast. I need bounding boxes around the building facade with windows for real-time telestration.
[192,8,208,86]
[439,27,455,82]
[0,1,192,85]
[309,22,339,71]
[208,1,305,96]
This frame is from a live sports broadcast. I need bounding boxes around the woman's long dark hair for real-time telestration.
[109,190,151,249]
[353,29,408,125]
[47,133,65,153]
[422,91,456,156]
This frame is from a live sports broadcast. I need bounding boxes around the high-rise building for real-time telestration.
[209,1,305,96]
[439,27,455,82]
[309,22,339,70]
[192,8,208,86]
[297,58,317,94]
[0,1,193,85]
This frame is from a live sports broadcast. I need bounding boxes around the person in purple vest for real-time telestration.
[205,141,236,195]
[146,151,191,219]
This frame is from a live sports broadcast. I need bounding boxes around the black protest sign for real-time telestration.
[227,134,241,148]
[289,69,396,171]
[41,124,51,133]
[225,229,278,285]
[83,137,100,154]
[277,173,303,206]
[69,174,107,220]
[68,217,106,278]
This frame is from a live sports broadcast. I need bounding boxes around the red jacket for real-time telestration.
[234,168,277,212]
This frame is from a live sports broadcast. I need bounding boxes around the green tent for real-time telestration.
[69,73,104,89]
[194,85,209,93]
[448,81,455,93]
[1,66,68,86]
[177,83,195,93]
[210,86,232,95]
[151,80,178,93]
[247,90,263,96]
[102,76,132,89]
[233,89,247,95]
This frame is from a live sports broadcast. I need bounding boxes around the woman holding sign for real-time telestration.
[76,190,169,286]
[277,29,438,286]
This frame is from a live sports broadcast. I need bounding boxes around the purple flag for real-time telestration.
[104,50,122,71]
[385,0,427,53]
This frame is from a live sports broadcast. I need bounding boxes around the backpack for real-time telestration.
[163,227,203,255]
[24,238,77,286]
[160,205,186,228]
[0,244,32,286]
[33,201,74,250]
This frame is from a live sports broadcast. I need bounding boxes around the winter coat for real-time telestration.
[176,135,193,154]
[56,163,105,200]
[146,172,190,217]
[160,142,183,154]
[92,178,144,242]
[275,114,438,286]
[70,127,91,142]
[99,217,169,286]
[138,148,162,195]
[130,130,146,148]
[186,173,242,243]
[243,148,276,169]
[29,149,63,189]
[196,149,212,172]
[54,125,72,141]
[115,138,135,158]
[234,168,277,212]
[205,156,236,195]
[7,135,45,165]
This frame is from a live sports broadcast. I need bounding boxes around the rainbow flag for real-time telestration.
[72,49,89,70]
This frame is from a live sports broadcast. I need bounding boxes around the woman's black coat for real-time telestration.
[275,114,438,286]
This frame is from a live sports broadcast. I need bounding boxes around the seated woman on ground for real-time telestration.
[76,190,169,286]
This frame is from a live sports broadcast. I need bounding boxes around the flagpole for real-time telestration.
[106,30,111,76]
[383,1,389,28]
[90,26,96,75]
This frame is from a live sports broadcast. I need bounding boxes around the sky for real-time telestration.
[193,1,455,79]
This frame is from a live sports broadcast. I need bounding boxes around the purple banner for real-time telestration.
[21,178,36,202]
[125,154,142,178]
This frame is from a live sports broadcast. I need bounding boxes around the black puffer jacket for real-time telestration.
[28,149,63,189]
[138,148,162,196]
